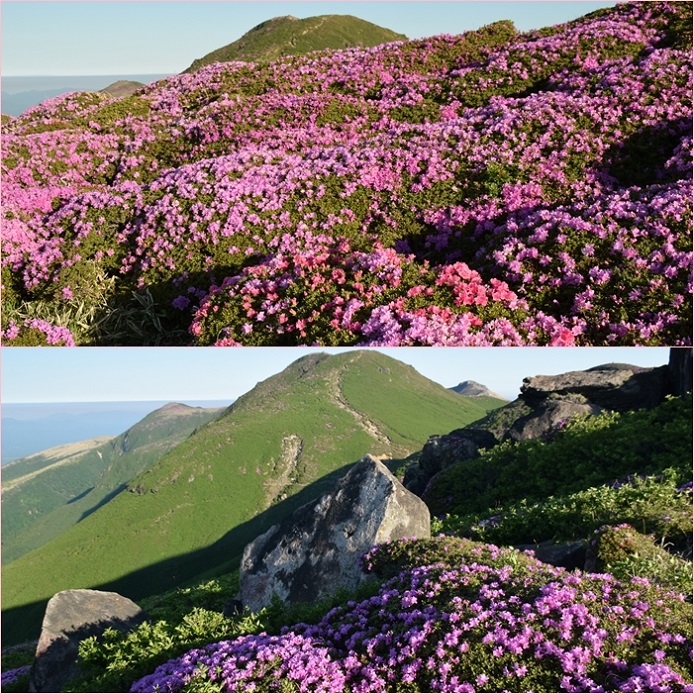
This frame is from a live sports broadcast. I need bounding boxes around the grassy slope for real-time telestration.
[1,351,502,645]
[424,394,693,519]
[1,404,222,564]
[186,15,407,71]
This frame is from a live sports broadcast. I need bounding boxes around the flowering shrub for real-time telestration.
[1,1,691,345]
[1,318,76,346]
[588,523,693,597]
[0,665,31,691]
[130,538,693,693]
[0,641,36,693]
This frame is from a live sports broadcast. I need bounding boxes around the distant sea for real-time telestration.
[1,399,230,466]
[1,74,172,117]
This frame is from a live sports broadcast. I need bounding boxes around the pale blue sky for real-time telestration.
[1,347,671,403]
[2,1,617,76]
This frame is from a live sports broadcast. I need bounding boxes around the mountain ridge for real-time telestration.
[1,403,223,565]
[449,380,508,400]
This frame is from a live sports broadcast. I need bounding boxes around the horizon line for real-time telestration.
[2,398,233,405]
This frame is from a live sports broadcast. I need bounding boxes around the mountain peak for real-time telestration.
[450,380,507,400]
[185,14,407,72]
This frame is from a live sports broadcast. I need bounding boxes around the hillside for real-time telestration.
[2,1,690,347]
[0,351,504,645]
[1,403,222,565]
[100,80,144,98]
[185,15,407,71]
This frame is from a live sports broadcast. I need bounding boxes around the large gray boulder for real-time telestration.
[239,455,430,612]
[29,589,147,692]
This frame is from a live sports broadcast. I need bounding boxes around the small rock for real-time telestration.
[29,589,147,692]
[515,540,587,571]
[222,599,243,618]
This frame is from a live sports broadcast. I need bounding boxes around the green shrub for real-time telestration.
[66,608,265,693]
[440,468,692,550]
[424,395,693,517]
[141,574,240,623]
[590,524,693,598]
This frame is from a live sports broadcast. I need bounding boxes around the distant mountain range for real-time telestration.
[1,351,505,645]
[0,74,171,117]
[185,15,407,72]
[1,403,223,566]
[1,400,231,464]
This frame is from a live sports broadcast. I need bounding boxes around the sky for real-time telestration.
[1,347,672,404]
[2,1,617,76]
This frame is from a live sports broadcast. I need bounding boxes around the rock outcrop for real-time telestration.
[406,352,690,497]
[506,396,601,442]
[29,589,147,692]
[668,347,693,397]
[404,429,497,495]
[239,455,430,613]
[520,363,669,412]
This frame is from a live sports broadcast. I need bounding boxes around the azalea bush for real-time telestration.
[129,538,693,693]
[2,1,691,345]
[588,523,693,597]
[0,642,35,693]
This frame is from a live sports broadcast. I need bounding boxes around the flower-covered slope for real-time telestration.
[2,1,691,346]
[129,539,693,693]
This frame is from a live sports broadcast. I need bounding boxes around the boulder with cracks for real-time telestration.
[239,455,430,612]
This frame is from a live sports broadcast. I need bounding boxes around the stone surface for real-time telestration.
[419,429,498,476]
[668,347,693,397]
[507,398,602,442]
[404,428,498,495]
[520,364,669,411]
[515,540,587,571]
[29,589,147,693]
[239,455,430,612]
